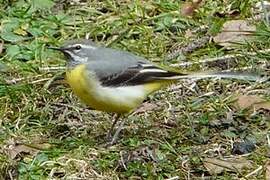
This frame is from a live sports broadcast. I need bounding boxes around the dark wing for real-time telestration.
[100,61,182,87]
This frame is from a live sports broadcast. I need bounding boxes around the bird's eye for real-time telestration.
[74,45,81,50]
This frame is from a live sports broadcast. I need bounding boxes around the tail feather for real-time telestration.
[159,71,264,82]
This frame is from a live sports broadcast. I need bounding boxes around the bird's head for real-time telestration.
[49,39,98,65]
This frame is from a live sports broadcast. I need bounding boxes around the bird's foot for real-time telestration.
[104,120,125,147]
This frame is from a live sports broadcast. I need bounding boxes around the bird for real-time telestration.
[49,39,260,145]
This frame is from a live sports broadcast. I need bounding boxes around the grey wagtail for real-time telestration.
[50,39,260,145]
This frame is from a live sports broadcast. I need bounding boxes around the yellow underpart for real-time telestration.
[66,64,173,114]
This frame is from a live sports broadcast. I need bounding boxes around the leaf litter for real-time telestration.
[235,94,270,112]
[2,138,51,160]
[213,20,256,49]
[203,157,253,175]
[265,160,270,180]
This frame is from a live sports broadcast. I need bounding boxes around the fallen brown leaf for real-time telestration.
[203,157,252,175]
[2,139,52,160]
[180,0,203,17]
[4,144,40,159]
[266,161,270,180]
[213,20,256,48]
[0,39,3,54]
[235,95,270,111]
[119,144,160,169]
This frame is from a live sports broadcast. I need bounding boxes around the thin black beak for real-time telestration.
[48,46,64,51]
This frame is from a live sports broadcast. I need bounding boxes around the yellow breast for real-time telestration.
[66,64,94,107]
[66,64,171,114]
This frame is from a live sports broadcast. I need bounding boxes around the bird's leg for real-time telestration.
[109,118,126,145]
[106,113,121,140]
[106,112,133,146]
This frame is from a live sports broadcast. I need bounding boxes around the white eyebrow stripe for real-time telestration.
[80,44,97,50]
[67,44,97,50]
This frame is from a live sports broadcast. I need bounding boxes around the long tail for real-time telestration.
[159,71,265,82]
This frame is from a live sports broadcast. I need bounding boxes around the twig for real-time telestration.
[267,134,270,148]
[5,77,26,84]
[119,151,127,170]
[5,75,45,85]
[8,170,14,180]
[2,67,65,86]
[165,176,179,180]
[241,166,263,179]
[39,66,66,72]
[170,48,270,68]
[43,72,65,89]
[30,78,51,84]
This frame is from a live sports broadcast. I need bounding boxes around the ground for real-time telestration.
[0,0,269,179]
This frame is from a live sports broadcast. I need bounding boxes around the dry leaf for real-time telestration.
[0,39,3,54]
[235,95,270,111]
[180,0,203,17]
[266,161,270,180]
[181,2,196,17]
[2,138,52,159]
[236,95,263,109]
[4,144,40,159]
[134,102,158,114]
[213,20,256,48]
[203,157,252,175]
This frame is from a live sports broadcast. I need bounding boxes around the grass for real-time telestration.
[0,0,269,179]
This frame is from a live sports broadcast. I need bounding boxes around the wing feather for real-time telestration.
[100,62,182,87]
